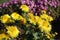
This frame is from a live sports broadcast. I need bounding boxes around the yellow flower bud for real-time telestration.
[41,10,46,14]
[20,5,29,12]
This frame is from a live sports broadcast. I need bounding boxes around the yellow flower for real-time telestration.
[1,14,10,23]
[37,17,43,25]
[29,18,36,25]
[40,14,49,20]
[6,26,19,38]
[0,33,9,40]
[42,26,51,33]
[20,18,26,24]
[20,5,29,12]
[41,10,46,14]
[27,13,34,19]
[38,21,52,33]
[27,13,36,25]
[48,16,53,21]
[43,21,49,27]
[34,16,40,22]
[19,15,26,24]
[40,14,53,21]
[46,33,51,39]
[11,12,20,20]
[46,33,53,39]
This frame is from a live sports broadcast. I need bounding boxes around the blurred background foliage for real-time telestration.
[0,0,9,4]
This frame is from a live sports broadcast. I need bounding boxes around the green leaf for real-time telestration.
[33,32,40,40]
[10,38,14,40]
[0,0,10,4]
[2,38,6,40]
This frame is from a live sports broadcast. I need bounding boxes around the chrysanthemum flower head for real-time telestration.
[37,18,44,25]
[40,14,49,20]
[11,12,20,20]
[0,33,9,40]
[1,14,10,23]
[27,13,36,25]
[20,5,29,12]
[6,26,19,38]
[38,21,52,33]
[40,14,53,21]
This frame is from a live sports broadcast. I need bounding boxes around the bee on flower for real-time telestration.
[20,5,29,12]
[6,26,19,38]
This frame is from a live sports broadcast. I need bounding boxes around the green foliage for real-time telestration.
[0,0,9,4]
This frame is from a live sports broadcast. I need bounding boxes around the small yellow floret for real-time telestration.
[20,5,29,12]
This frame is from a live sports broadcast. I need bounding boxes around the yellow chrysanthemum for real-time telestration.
[11,12,20,20]
[37,18,44,25]
[40,14,49,20]
[27,13,36,25]
[34,16,40,22]
[43,25,51,33]
[20,18,26,24]
[1,14,10,23]
[29,18,36,25]
[43,21,49,27]
[27,13,34,19]
[20,5,29,12]
[0,33,9,40]
[40,14,53,21]
[46,33,53,39]
[38,21,52,33]
[6,26,19,38]
[41,10,46,14]
[48,16,53,21]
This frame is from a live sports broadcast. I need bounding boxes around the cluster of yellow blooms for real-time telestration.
[0,12,26,24]
[27,10,53,39]
[28,13,53,32]
[0,4,54,40]
[0,26,19,40]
